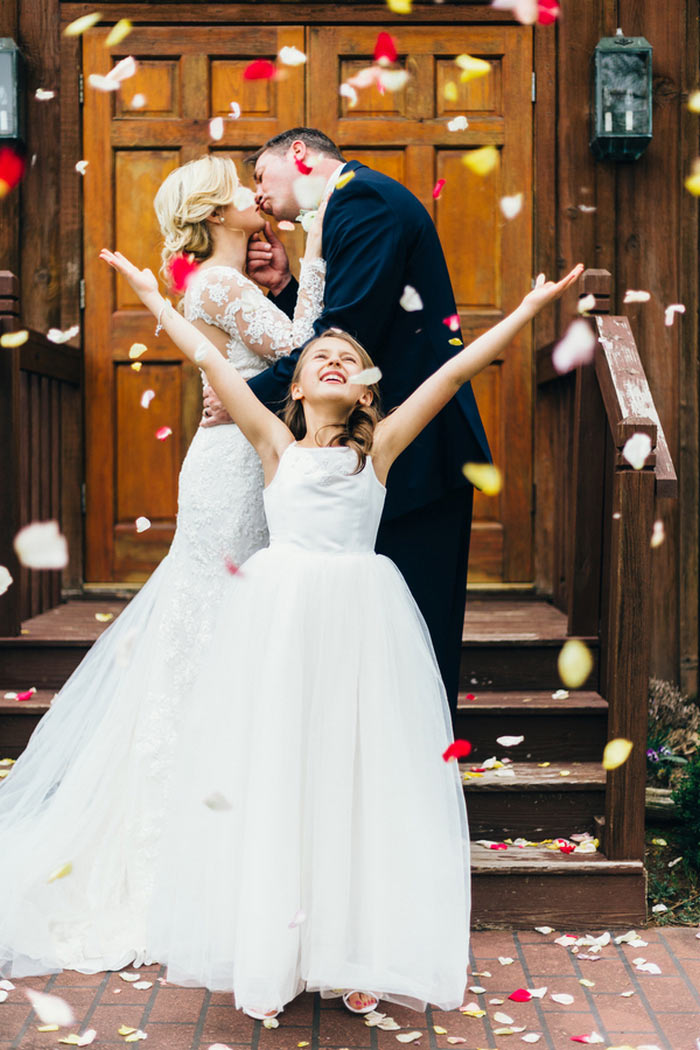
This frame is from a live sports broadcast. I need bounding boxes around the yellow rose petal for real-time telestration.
[1,329,29,348]
[118,1027,137,1036]
[538,762,551,768]
[462,146,499,176]
[64,13,101,37]
[129,342,147,360]
[462,462,502,496]
[602,738,633,770]
[386,0,412,11]
[443,81,458,103]
[685,172,700,195]
[559,769,571,776]
[557,638,593,688]
[95,612,114,623]
[456,54,491,82]
[131,361,142,372]
[105,19,132,46]
[37,1026,60,1033]
[688,90,700,113]
[448,337,463,346]
[48,861,73,883]
[433,1027,448,1035]
[335,171,356,191]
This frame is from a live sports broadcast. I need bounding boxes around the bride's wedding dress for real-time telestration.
[0,259,325,978]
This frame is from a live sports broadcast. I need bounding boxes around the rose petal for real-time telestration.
[500,193,523,219]
[455,54,491,81]
[509,989,532,1002]
[447,116,469,132]
[664,303,685,326]
[14,521,68,569]
[557,639,593,688]
[209,117,224,141]
[25,989,75,1026]
[288,908,307,928]
[140,390,155,409]
[47,861,73,882]
[537,0,560,25]
[462,146,499,176]
[88,74,120,92]
[167,253,199,292]
[551,993,574,1005]
[295,157,314,175]
[374,32,398,65]
[130,94,147,109]
[243,59,276,81]
[494,1012,514,1024]
[339,83,358,107]
[48,325,80,343]
[387,0,412,11]
[349,366,382,386]
[378,69,410,92]
[433,178,446,199]
[443,313,461,331]
[396,1033,422,1044]
[400,285,423,312]
[623,289,651,304]
[521,1037,542,1045]
[462,462,502,495]
[497,735,524,747]
[63,13,101,36]
[602,737,633,771]
[293,174,326,211]
[278,45,307,66]
[156,426,172,441]
[1,329,29,347]
[443,739,472,761]
[134,516,151,533]
[105,19,133,46]
[0,566,13,595]
[233,186,256,211]
[35,88,56,100]
[551,319,597,374]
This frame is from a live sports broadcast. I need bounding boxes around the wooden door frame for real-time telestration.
[59,2,557,584]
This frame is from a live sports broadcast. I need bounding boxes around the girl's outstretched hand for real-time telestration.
[522,263,584,316]
[100,249,159,299]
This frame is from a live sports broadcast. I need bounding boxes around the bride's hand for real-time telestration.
[521,263,584,316]
[100,249,159,299]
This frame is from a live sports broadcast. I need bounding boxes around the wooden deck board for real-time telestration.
[0,598,129,643]
[460,760,606,789]
[464,597,570,640]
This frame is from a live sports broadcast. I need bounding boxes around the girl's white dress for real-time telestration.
[0,261,325,977]
[147,443,471,1013]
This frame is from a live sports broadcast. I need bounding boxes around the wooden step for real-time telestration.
[0,599,127,689]
[461,761,606,839]
[455,690,608,761]
[461,597,598,690]
[0,689,54,758]
[472,845,646,927]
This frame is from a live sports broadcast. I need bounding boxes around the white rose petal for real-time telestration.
[622,431,652,470]
[636,961,662,974]
[528,987,548,998]
[75,160,89,175]
[577,293,596,314]
[664,303,685,326]
[396,1032,423,1043]
[499,956,514,965]
[288,908,307,928]
[130,94,147,109]
[47,325,80,343]
[135,516,151,533]
[550,993,574,1005]
[651,903,668,914]
[447,115,469,132]
[623,289,651,304]
[293,175,326,211]
[400,285,423,312]
[209,117,224,141]
[0,566,13,595]
[578,204,597,213]
[534,926,553,935]
[378,69,410,92]
[229,101,241,120]
[339,83,358,108]
[233,185,256,211]
[494,1012,514,1024]
[140,389,155,409]
[14,521,68,569]
[497,735,524,747]
[521,1036,542,1045]
[278,45,307,66]
[132,982,152,990]
[499,193,523,220]
[35,88,56,100]
[88,74,120,92]
[203,791,232,811]
[551,318,597,375]
[349,367,382,386]
[24,988,75,1026]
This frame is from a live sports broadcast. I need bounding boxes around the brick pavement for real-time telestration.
[1,927,698,1050]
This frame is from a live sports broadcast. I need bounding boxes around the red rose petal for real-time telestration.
[224,556,241,575]
[442,739,472,762]
[374,31,398,65]
[537,0,560,24]
[559,843,576,854]
[16,687,37,702]
[243,59,276,81]
[443,313,461,332]
[0,146,26,197]
[294,158,313,175]
[508,989,532,1002]
[489,843,508,850]
[155,426,172,441]
[432,178,446,200]
[465,692,476,700]
[167,253,199,293]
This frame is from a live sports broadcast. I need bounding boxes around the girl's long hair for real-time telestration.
[282,330,383,474]
[153,154,239,287]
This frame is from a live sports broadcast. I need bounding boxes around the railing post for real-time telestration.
[567,270,611,640]
[0,272,22,635]
[603,429,656,860]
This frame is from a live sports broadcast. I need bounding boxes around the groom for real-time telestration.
[218,128,489,716]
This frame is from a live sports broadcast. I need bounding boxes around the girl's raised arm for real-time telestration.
[99,250,292,471]
[373,264,583,473]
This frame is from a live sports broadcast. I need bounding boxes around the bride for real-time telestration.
[0,154,326,977]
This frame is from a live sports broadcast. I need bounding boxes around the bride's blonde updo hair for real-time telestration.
[154,154,239,281]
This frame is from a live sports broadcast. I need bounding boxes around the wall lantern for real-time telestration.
[590,29,652,162]
[0,38,26,147]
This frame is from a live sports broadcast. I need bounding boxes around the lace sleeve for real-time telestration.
[292,258,326,346]
[186,262,325,363]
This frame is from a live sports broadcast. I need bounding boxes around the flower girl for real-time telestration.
[100,247,582,1021]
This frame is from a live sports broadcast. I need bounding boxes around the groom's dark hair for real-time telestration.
[245,127,345,166]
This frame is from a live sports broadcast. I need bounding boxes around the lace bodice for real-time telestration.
[264,443,386,554]
[183,259,326,378]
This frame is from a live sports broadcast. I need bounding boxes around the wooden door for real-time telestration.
[83,22,532,584]
[309,26,533,584]
[82,26,306,581]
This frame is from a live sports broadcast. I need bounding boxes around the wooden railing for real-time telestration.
[536,268,678,862]
[0,271,82,636]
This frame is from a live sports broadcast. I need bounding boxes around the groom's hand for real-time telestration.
[200,384,233,428]
[247,222,291,297]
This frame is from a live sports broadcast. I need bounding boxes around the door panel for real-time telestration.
[308,25,533,582]
[82,26,305,581]
[83,21,533,584]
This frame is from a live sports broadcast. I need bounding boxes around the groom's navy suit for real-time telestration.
[248,160,490,714]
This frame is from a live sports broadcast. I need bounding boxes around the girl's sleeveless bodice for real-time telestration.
[263,443,386,554]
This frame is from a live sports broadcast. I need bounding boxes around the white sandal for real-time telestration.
[342,990,380,1014]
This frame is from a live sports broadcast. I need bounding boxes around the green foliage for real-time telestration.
[671,757,700,872]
